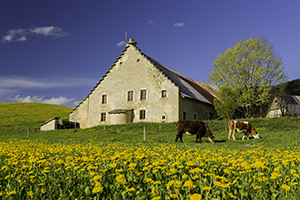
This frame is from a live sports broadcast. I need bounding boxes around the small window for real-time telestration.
[140,110,146,120]
[128,91,133,101]
[210,113,214,120]
[194,113,198,120]
[161,90,167,98]
[140,90,147,100]
[100,113,106,122]
[161,115,166,122]
[102,94,107,104]
[183,112,186,120]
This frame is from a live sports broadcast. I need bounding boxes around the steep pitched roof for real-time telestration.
[144,55,215,104]
[279,95,300,105]
[70,39,215,113]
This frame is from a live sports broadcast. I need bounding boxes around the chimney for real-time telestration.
[126,38,137,47]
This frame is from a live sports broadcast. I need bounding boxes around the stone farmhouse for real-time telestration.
[69,39,217,128]
[266,95,300,117]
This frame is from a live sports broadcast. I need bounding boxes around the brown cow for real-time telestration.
[228,120,260,140]
[175,120,215,143]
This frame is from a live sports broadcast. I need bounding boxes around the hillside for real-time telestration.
[0,102,72,127]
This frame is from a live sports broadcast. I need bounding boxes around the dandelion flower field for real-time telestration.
[0,138,299,199]
[0,103,300,199]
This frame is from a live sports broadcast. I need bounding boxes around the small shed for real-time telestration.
[40,117,80,131]
[266,95,300,118]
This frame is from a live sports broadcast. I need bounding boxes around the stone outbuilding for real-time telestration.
[266,95,300,117]
[40,117,79,131]
[69,39,217,128]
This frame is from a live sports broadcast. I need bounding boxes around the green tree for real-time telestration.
[208,36,287,118]
[213,87,241,119]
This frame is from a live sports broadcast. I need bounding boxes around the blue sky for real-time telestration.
[1,0,300,108]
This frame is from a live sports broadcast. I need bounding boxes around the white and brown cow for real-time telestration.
[228,120,260,140]
[176,120,215,143]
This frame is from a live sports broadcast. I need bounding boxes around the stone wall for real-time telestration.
[70,44,180,128]
[179,96,217,121]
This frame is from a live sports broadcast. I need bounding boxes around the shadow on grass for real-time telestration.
[214,139,226,143]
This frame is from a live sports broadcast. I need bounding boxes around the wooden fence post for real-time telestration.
[27,128,29,138]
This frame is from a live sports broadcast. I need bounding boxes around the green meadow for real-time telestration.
[0,103,299,199]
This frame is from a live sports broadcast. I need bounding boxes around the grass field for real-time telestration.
[0,103,299,199]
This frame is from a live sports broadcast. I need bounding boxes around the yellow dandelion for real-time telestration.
[7,190,16,196]
[128,163,137,168]
[202,186,212,191]
[126,187,135,192]
[92,186,103,193]
[174,181,182,188]
[142,166,149,171]
[115,175,126,185]
[41,188,46,194]
[186,161,195,166]
[167,180,175,190]
[145,178,153,183]
[4,175,11,180]
[192,175,199,179]
[166,171,172,176]
[152,197,161,200]
[168,194,178,199]
[154,181,161,185]
[190,193,202,200]
[151,187,159,196]
[281,184,290,192]
[170,168,177,173]
[110,163,117,168]
[94,175,102,180]
[183,180,194,189]
[293,173,299,178]
[27,191,33,198]
[182,174,188,179]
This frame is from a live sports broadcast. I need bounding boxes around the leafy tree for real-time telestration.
[213,87,241,119]
[209,36,287,118]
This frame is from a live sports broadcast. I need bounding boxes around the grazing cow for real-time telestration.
[175,120,215,143]
[228,120,260,140]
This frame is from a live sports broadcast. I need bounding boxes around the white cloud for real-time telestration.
[148,20,155,25]
[174,22,185,27]
[3,35,13,42]
[0,75,97,104]
[1,26,67,43]
[30,26,67,38]
[0,76,96,90]
[18,36,27,41]
[8,95,75,106]
[116,41,126,47]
